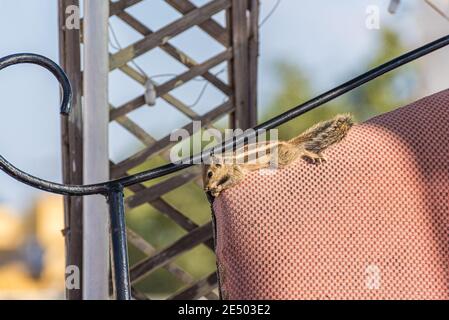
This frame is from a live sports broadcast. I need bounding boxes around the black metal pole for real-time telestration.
[2,35,449,196]
[3,34,449,299]
[107,185,131,300]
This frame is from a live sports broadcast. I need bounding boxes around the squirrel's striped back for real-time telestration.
[289,114,354,153]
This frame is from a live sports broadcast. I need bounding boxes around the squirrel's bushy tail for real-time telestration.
[288,113,354,153]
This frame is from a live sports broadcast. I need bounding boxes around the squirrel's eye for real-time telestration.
[215,164,222,168]
[207,171,213,178]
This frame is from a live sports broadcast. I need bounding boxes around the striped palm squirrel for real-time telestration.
[203,114,354,197]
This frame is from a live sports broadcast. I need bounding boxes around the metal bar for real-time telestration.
[125,168,200,208]
[2,34,449,301]
[0,53,71,114]
[111,100,234,177]
[109,33,449,185]
[107,185,131,300]
[1,34,449,196]
[2,34,449,196]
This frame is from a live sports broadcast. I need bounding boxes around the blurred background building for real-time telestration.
[0,0,448,299]
[0,196,64,299]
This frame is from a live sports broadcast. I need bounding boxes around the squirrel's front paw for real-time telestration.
[210,186,223,197]
[206,184,224,197]
[302,151,327,164]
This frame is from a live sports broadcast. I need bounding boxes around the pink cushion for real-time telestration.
[213,89,449,300]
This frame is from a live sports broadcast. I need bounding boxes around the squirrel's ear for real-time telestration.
[211,154,223,165]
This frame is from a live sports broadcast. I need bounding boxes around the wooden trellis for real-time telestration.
[58,0,259,299]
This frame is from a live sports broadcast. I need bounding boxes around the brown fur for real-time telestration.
[203,114,354,197]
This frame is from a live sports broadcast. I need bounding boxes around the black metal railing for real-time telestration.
[1,34,449,300]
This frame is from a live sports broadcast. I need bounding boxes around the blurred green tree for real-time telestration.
[261,29,416,139]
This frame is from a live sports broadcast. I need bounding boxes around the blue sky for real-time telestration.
[0,0,436,209]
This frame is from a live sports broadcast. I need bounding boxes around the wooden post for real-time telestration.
[57,0,260,300]
[230,0,258,130]
[58,0,83,300]
[248,0,260,126]
[83,0,110,300]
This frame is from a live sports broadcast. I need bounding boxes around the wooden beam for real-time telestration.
[230,0,251,130]
[119,170,214,249]
[114,64,200,120]
[110,0,231,70]
[150,198,200,232]
[109,0,143,16]
[58,0,83,300]
[127,228,193,283]
[111,100,234,177]
[127,229,218,300]
[108,160,206,238]
[110,89,193,123]
[126,168,201,208]
[110,95,145,121]
[155,49,232,97]
[168,272,218,300]
[116,11,231,95]
[112,109,156,146]
[131,286,150,300]
[225,6,235,130]
[130,222,213,283]
[80,0,144,29]
[110,49,231,121]
[164,0,229,46]
[248,0,259,126]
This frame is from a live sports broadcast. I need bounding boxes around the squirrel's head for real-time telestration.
[202,155,232,197]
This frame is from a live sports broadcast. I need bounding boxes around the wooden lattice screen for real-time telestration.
[59,0,259,299]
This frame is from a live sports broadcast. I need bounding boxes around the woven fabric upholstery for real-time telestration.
[213,89,449,300]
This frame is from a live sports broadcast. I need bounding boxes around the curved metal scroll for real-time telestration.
[2,35,449,196]
[1,34,449,299]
